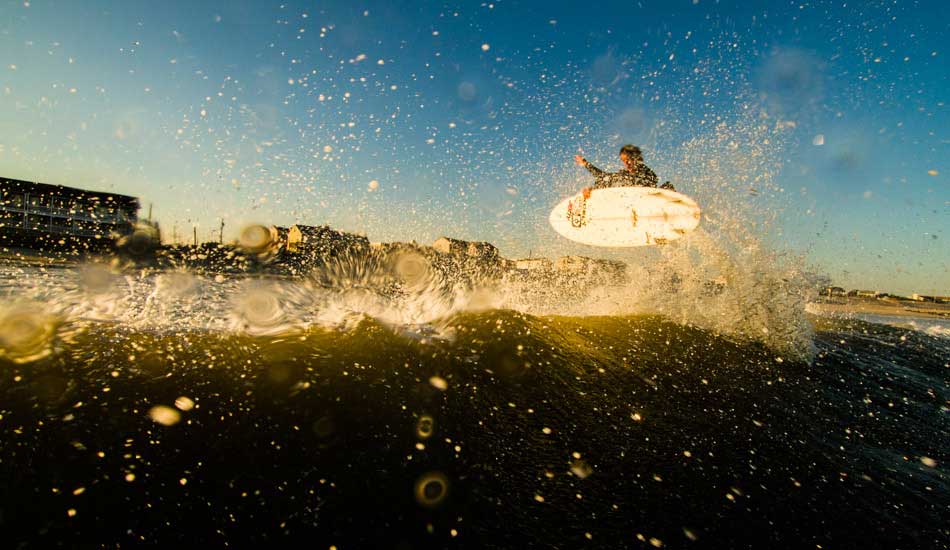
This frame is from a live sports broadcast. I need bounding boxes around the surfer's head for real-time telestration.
[619,144,643,170]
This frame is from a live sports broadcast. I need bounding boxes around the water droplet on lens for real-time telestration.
[231,284,288,335]
[78,264,119,294]
[457,81,476,101]
[312,416,336,438]
[570,459,593,479]
[238,224,277,255]
[148,405,181,426]
[156,271,197,298]
[416,415,435,439]
[0,303,59,363]
[174,396,195,411]
[414,471,449,508]
[392,251,431,290]
[428,376,448,391]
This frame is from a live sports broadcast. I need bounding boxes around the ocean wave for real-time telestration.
[0,246,817,363]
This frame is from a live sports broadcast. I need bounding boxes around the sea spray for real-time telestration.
[0,105,820,357]
[495,104,817,359]
[0,240,816,361]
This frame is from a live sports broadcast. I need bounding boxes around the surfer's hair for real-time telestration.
[620,144,643,160]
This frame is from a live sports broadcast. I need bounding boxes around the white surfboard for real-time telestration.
[549,187,701,247]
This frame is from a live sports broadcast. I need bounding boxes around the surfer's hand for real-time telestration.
[582,187,592,199]
[574,155,586,167]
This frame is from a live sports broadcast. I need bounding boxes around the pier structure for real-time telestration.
[0,177,139,252]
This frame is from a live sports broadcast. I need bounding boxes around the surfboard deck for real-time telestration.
[549,187,701,247]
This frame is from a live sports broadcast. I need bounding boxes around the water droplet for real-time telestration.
[414,471,449,508]
[156,272,197,298]
[0,302,59,364]
[78,264,119,294]
[429,376,448,391]
[457,81,476,101]
[312,416,337,440]
[570,460,593,479]
[416,415,435,439]
[174,396,195,411]
[238,224,277,255]
[148,405,181,426]
[391,251,431,290]
[231,284,288,335]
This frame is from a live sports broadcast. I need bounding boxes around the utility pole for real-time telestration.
[193,226,198,246]
[219,218,225,244]
[147,203,153,223]
[172,224,178,245]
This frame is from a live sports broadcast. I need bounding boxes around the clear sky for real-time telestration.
[0,0,946,295]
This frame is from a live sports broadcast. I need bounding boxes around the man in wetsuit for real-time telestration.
[573,144,673,197]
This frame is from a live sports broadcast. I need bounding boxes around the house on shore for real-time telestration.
[432,236,499,260]
[286,224,369,255]
[911,293,950,304]
[0,177,139,253]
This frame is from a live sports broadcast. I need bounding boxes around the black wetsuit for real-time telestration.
[583,161,659,189]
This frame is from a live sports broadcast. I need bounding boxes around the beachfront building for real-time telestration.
[433,236,499,260]
[822,286,847,297]
[0,177,139,252]
[911,293,950,304]
[286,224,369,255]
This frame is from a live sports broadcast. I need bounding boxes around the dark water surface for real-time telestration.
[1,312,947,548]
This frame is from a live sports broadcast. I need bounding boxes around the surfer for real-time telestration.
[574,144,673,197]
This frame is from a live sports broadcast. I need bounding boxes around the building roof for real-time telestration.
[0,177,140,206]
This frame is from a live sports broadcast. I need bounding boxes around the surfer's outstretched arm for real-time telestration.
[574,154,609,191]
[574,155,605,178]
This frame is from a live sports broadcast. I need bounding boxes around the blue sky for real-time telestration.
[0,0,946,295]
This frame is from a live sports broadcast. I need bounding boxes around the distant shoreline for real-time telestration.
[808,299,950,320]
